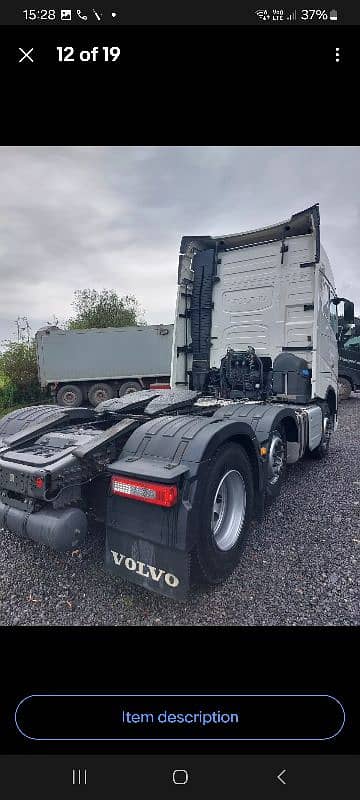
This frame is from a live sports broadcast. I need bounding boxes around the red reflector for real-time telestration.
[35,477,44,489]
[111,475,178,507]
[149,384,171,390]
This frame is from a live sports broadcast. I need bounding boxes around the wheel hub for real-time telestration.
[268,435,285,485]
[211,469,246,551]
[63,391,75,405]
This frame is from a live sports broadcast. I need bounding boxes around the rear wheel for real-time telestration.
[56,384,83,408]
[192,443,254,585]
[88,382,115,407]
[118,380,142,397]
[310,403,332,459]
[338,377,352,400]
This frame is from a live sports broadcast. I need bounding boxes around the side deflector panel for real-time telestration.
[190,248,216,391]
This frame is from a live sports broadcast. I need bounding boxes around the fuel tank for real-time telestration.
[0,502,88,551]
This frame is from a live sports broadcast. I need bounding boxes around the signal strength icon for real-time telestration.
[255,9,271,21]
[286,10,297,21]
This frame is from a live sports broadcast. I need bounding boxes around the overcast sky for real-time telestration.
[0,145,359,345]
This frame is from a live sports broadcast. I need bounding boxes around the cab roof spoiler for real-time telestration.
[180,203,320,259]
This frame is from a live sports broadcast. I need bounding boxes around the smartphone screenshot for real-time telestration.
[0,4,359,799]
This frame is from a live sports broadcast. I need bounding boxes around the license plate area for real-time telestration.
[0,466,28,494]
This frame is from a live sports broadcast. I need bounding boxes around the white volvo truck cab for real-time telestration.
[171,204,352,457]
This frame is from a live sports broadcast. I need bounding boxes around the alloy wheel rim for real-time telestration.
[211,469,246,551]
[268,434,285,485]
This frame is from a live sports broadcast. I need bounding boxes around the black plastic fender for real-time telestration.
[211,402,301,445]
[109,400,300,515]
[105,402,301,597]
[106,406,267,546]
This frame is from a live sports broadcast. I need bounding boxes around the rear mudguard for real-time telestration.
[105,401,299,598]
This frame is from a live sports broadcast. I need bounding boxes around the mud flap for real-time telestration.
[105,529,190,600]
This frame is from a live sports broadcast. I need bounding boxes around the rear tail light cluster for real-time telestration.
[111,475,178,508]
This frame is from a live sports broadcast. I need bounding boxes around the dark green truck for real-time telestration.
[338,320,360,399]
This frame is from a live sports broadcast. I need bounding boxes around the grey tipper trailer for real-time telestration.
[35,324,173,407]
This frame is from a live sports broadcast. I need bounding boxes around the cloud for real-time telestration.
[0,145,359,345]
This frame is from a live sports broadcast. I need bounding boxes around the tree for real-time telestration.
[66,289,144,330]
[0,340,43,406]
[0,316,43,407]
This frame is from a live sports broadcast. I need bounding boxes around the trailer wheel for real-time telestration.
[338,377,352,400]
[88,382,115,407]
[265,427,287,499]
[118,381,142,397]
[193,443,254,585]
[56,384,83,408]
[310,403,332,460]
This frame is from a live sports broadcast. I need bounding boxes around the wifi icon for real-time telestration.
[255,9,270,21]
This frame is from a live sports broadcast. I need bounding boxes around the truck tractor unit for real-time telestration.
[0,205,354,599]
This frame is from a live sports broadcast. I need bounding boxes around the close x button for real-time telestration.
[18,47,34,63]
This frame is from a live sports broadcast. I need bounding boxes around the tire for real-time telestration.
[0,405,62,438]
[118,380,142,397]
[265,427,287,499]
[88,382,115,407]
[310,403,332,460]
[338,377,352,401]
[192,443,254,585]
[56,384,83,408]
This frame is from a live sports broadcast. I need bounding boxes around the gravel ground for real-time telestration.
[1,397,359,626]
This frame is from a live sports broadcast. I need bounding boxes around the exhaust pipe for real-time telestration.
[0,501,88,551]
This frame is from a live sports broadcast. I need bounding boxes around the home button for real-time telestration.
[172,769,189,785]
